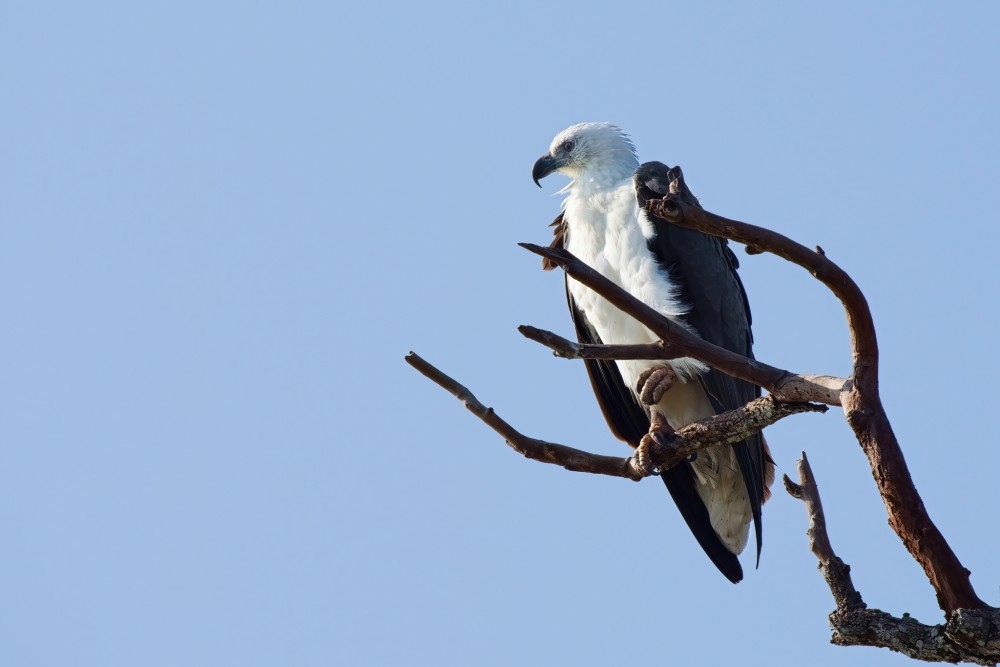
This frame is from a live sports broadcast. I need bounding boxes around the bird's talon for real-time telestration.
[649,426,673,449]
[535,124,774,582]
[634,420,676,477]
[634,433,657,477]
[636,365,676,405]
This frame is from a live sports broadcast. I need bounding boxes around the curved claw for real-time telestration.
[632,414,678,477]
[636,365,676,405]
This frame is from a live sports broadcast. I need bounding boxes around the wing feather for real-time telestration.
[566,279,744,583]
[634,161,772,564]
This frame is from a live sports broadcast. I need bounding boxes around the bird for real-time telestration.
[532,122,774,583]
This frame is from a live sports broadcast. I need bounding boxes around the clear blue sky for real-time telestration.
[3,2,998,666]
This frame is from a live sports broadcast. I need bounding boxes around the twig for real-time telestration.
[518,323,846,405]
[518,325,680,361]
[406,352,824,480]
[405,352,636,478]
[783,453,863,611]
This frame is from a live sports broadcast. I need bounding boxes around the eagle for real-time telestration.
[532,122,774,583]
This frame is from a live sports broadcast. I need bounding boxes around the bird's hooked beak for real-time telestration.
[532,153,564,187]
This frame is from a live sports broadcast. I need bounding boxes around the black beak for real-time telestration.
[532,153,559,187]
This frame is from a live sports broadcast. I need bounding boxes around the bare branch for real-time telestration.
[409,164,998,658]
[645,197,877,385]
[518,323,847,405]
[405,351,638,479]
[645,192,989,613]
[518,324,681,361]
[785,454,1000,665]
[783,453,863,611]
[649,396,826,471]
[520,242,846,407]
[406,352,823,480]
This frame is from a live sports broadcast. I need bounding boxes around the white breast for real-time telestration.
[562,184,706,393]
[562,182,751,555]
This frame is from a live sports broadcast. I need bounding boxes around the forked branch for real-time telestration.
[406,351,823,480]
[643,189,988,614]
[784,454,1000,665]
[407,168,997,662]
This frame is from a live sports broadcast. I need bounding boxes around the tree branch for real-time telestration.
[784,454,1000,665]
[644,191,988,613]
[405,352,824,480]
[405,351,636,478]
[783,453,864,613]
[517,323,846,406]
[645,197,877,384]
[518,324,681,361]
[521,242,848,407]
[407,163,996,658]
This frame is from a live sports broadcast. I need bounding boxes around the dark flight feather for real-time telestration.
[567,291,745,583]
[545,162,772,581]
[633,161,770,566]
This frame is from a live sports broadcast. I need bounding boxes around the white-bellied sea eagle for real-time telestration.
[532,122,774,583]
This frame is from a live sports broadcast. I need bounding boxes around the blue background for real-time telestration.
[3,2,998,665]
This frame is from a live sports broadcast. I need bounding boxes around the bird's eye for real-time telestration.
[561,140,575,152]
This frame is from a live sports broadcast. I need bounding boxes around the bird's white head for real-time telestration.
[532,122,639,192]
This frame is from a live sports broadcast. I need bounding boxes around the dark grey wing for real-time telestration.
[567,285,744,583]
[634,161,769,564]
[566,287,650,445]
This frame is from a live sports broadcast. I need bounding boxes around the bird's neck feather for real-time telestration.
[564,155,638,197]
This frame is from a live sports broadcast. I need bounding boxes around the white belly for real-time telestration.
[563,193,705,403]
[563,192,751,554]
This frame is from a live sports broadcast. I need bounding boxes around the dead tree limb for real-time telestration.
[518,323,845,406]
[784,454,1000,665]
[406,351,823,479]
[406,166,998,661]
[644,193,988,614]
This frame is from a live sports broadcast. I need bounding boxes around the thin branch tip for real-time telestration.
[519,241,570,265]
[782,473,803,498]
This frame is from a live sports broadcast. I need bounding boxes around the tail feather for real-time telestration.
[661,466,743,583]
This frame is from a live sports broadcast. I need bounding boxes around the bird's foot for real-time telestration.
[632,413,675,477]
[636,364,676,405]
